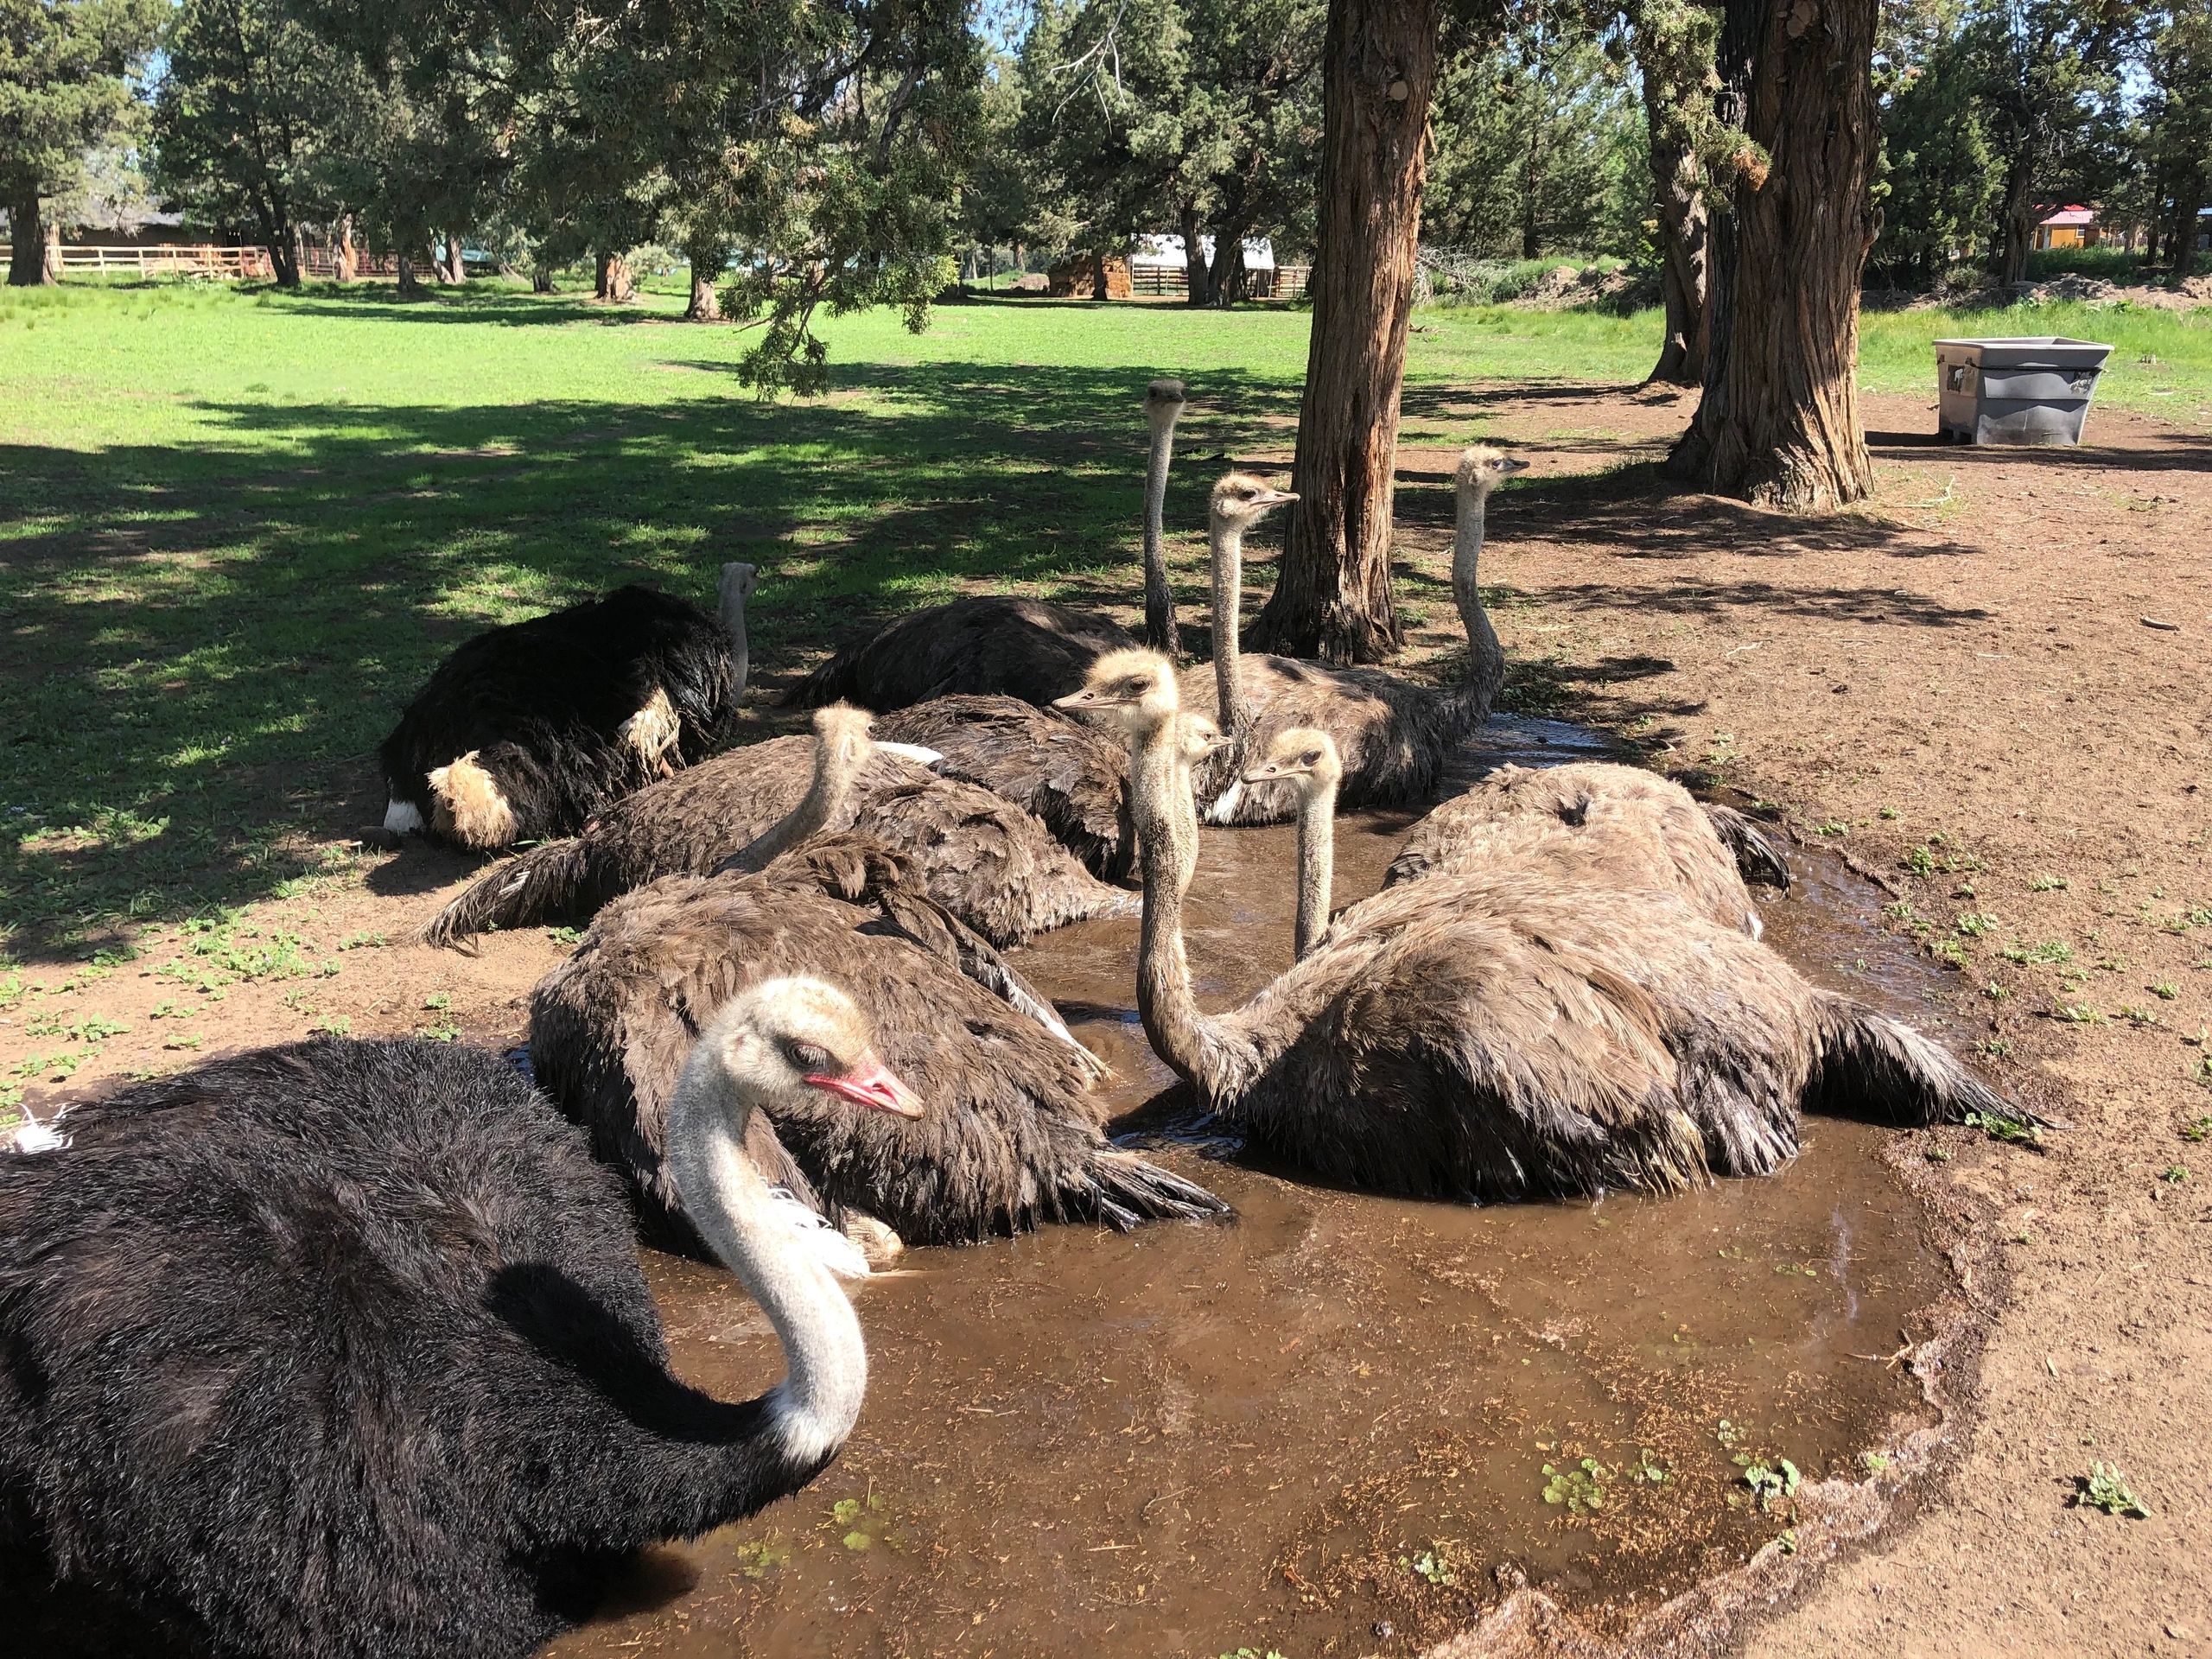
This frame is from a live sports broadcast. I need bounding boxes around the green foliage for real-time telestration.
[1541,1456,1610,1512]
[1426,3,1640,263]
[0,0,164,232]
[1962,1109,2044,1149]
[1733,1453,1801,1511]
[2074,1462,2149,1517]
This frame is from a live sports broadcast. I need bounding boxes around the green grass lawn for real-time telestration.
[3,278,2208,960]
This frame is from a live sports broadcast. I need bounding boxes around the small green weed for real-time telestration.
[423,991,451,1011]
[1399,1541,1467,1585]
[1955,912,1997,938]
[1628,1449,1671,1484]
[547,925,585,945]
[2074,1463,2149,1517]
[2152,982,2179,1000]
[2003,939,2075,966]
[2160,1165,2189,1185]
[1541,1457,1611,1513]
[2180,1116,2212,1142]
[417,1020,461,1043]
[2055,1004,2106,1025]
[1733,1454,1802,1512]
[2027,874,2069,893]
[1963,1109,2044,1149]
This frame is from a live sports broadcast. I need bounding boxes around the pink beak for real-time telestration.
[806,1051,925,1118]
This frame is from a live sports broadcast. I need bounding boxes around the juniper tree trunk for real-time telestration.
[1667,0,1877,512]
[396,251,425,297]
[2171,180,2204,287]
[10,190,54,286]
[442,232,467,284]
[684,238,721,319]
[1249,0,1440,663]
[1179,201,1212,304]
[335,215,358,283]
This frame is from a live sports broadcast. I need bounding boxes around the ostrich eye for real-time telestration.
[1301,750,1322,768]
[785,1039,832,1073]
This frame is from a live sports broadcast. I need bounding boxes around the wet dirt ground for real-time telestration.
[545,723,1964,1659]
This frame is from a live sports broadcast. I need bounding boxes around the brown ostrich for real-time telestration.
[1373,759,1788,938]
[1068,649,2037,1203]
[528,715,1226,1262]
[425,706,1135,949]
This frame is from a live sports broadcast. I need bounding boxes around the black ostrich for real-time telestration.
[378,563,757,851]
[0,998,912,1659]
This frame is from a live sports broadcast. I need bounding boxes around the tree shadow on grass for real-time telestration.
[0,359,1312,958]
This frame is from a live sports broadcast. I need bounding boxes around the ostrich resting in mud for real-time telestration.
[426,702,1136,950]
[0,988,911,1659]
[1063,647,2041,1202]
[528,703,1226,1263]
[379,562,757,850]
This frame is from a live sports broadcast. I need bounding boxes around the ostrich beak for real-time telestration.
[1240,760,1294,783]
[808,1052,924,1118]
[1254,487,1299,507]
[1502,457,1529,473]
[1197,730,1232,757]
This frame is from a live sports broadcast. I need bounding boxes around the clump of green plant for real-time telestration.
[1929,938,1970,969]
[1963,1109,2044,1150]
[1541,1457,1610,1513]
[2027,874,2069,892]
[1859,1451,1891,1473]
[1628,1449,1671,1484]
[1954,912,1997,938]
[1733,1454,1802,1512]
[2160,1165,2189,1185]
[1715,1418,1743,1448]
[2180,1116,2212,1143]
[2055,1003,2106,1025]
[2073,1463,2148,1517]
[1399,1541,1467,1585]
[2152,982,2179,1000]
[734,1536,792,1579]
[1219,1649,1288,1659]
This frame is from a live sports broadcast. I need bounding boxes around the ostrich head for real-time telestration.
[1209,472,1298,531]
[1178,712,1230,764]
[1454,445,1529,493]
[721,561,760,604]
[812,702,873,777]
[1145,378,1187,423]
[1052,647,1181,734]
[1240,727,1343,794]
[699,976,923,1124]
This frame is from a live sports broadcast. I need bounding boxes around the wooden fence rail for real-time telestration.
[0,244,275,280]
[1128,264,1311,301]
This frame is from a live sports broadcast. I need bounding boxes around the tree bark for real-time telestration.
[10,191,54,286]
[1666,0,1877,512]
[441,231,466,283]
[1090,248,1109,301]
[2170,181,2203,287]
[1994,155,2034,288]
[532,261,555,293]
[335,214,358,283]
[1205,226,1251,306]
[396,251,426,297]
[594,249,634,302]
[1249,0,1440,663]
[684,243,721,319]
[1631,11,1711,386]
[1179,201,1212,304]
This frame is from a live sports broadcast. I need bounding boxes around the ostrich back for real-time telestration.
[429,734,1133,948]
[1212,872,1826,1200]
[1183,655,1459,822]
[0,1040,780,1659]
[1384,762,1764,935]
[529,861,1216,1245]
[784,595,1135,713]
[873,694,1134,880]
[379,585,740,841]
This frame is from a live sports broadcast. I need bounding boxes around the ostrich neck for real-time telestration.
[719,579,752,704]
[1131,716,1262,1103]
[1293,777,1338,960]
[664,1048,866,1470]
[1209,517,1250,743]
[720,747,860,875]
[1141,415,1180,654]
[1453,485,1503,717]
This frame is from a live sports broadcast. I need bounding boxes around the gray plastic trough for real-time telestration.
[1935,336,2113,446]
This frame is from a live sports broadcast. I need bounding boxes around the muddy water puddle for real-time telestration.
[553,736,1955,1659]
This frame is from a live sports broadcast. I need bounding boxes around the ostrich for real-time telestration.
[379,563,757,851]
[530,719,1225,1258]
[1178,448,1525,825]
[0,994,910,1659]
[425,705,1136,949]
[1141,377,1187,654]
[1373,759,1787,938]
[782,377,1189,712]
[1073,650,2035,1203]
[874,693,1136,880]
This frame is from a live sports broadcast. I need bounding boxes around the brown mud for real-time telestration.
[545,721,1967,1659]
